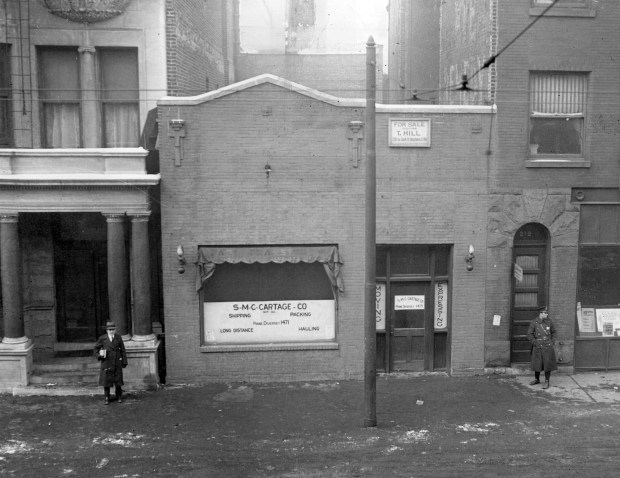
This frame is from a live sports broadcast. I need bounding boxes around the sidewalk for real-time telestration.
[10,369,620,403]
[514,370,620,403]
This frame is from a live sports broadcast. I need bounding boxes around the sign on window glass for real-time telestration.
[394,295,425,310]
[204,300,336,345]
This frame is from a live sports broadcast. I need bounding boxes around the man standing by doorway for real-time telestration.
[527,306,558,389]
[95,321,128,404]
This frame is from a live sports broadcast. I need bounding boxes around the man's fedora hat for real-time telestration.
[104,321,117,330]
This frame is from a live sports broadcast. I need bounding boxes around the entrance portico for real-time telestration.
[0,148,160,391]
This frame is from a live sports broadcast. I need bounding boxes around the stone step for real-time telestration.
[13,385,102,397]
[29,370,100,386]
[33,357,100,373]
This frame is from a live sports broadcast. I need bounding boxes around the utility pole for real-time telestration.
[364,35,377,428]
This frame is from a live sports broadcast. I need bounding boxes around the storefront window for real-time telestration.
[578,247,620,337]
[198,246,342,346]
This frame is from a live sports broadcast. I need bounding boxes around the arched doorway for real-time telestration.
[510,223,550,363]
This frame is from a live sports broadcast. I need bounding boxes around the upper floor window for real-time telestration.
[38,46,139,148]
[529,72,587,157]
[0,43,11,147]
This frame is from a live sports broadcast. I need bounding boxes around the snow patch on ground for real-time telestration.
[397,429,430,443]
[92,432,145,447]
[0,440,32,455]
[456,422,500,433]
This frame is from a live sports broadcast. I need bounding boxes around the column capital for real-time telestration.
[102,213,126,223]
[78,46,96,55]
[129,212,151,223]
[0,213,18,223]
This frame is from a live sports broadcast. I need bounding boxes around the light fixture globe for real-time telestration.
[43,0,132,23]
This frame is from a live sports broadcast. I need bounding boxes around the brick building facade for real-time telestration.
[158,75,494,381]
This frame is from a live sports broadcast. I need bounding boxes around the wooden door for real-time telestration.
[510,245,547,363]
[391,282,430,371]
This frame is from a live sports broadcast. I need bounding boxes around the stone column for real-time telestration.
[0,213,32,390]
[0,214,27,343]
[123,214,160,390]
[130,213,155,341]
[78,46,100,148]
[104,214,130,340]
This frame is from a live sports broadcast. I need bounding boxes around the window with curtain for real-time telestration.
[0,44,11,147]
[38,46,139,148]
[529,72,587,156]
[39,48,81,148]
[100,48,139,148]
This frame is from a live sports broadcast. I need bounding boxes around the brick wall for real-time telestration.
[438,0,495,105]
[166,0,234,96]
[158,76,495,381]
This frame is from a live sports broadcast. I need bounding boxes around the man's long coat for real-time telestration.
[527,316,558,372]
[94,332,128,387]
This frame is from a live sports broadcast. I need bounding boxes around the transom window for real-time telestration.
[38,46,139,148]
[529,72,587,157]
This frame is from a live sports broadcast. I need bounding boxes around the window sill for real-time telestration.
[200,342,339,353]
[526,158,591,168]
[529,7,595,17]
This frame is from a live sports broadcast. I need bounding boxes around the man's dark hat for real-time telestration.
[104,321,117,330]
[536,306,548,311]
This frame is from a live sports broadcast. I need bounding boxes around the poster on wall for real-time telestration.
[577,304,596,334]
[204,300,336,345]
[376,283,386,331]
[434,281,448,330]
[595,308,620,336]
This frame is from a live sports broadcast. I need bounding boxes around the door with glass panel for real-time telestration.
[511,243,548,363]
[391,282,430,371]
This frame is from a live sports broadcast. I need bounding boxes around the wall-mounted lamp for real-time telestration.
[177,245,186,274]
[265,164,272,179]
[465,244,475,272]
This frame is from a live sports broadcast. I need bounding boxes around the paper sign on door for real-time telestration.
[394,295,425,310]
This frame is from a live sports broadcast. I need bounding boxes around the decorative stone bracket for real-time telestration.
[169,119,186,167]
[346,121,364,168]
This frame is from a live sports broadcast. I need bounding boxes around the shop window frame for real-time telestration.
[197,245,342,353]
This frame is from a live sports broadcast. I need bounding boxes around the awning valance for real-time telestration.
[195,245,344,293]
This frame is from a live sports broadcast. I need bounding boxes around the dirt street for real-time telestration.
[2,374,620,477]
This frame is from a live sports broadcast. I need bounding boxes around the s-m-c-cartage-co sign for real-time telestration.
[203,300,336,344]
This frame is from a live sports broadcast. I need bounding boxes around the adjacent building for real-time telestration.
[394,0,620,371]
[0,0,234,390]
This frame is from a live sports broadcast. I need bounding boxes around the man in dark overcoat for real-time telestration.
[94,321,128,404]
[526,306,558,389]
